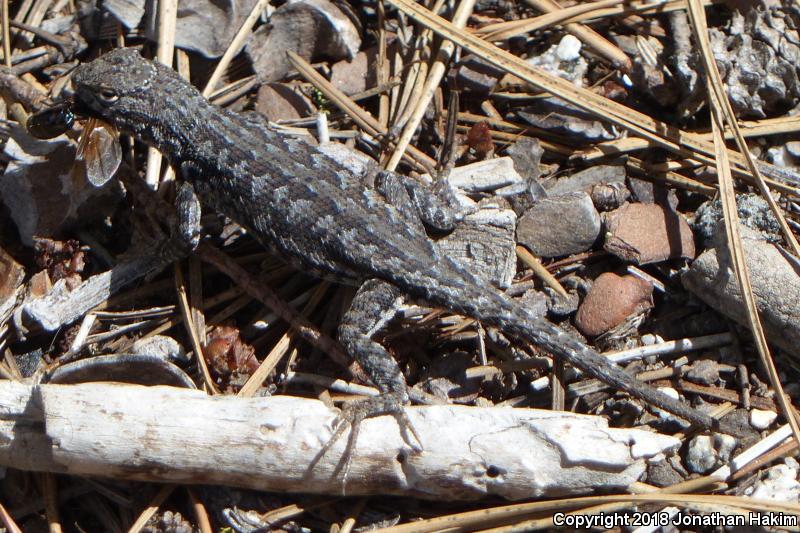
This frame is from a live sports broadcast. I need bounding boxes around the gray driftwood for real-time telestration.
[0,381,679,500]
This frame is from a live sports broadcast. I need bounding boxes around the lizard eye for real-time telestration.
[97,87,119,105]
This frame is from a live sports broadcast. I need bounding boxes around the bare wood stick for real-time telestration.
[18,253,173,333]
[144,0,178,189]
[384,0,476,171]
[0,381,680,500]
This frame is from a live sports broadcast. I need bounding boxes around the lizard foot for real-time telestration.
[308,393,423,484]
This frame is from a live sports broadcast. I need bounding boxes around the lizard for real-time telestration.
[66,47,731,445]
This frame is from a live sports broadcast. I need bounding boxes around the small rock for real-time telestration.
[682,226,800,358]
[767,145,795,168]
[519,289,548,319]
[786,140,800,159]
[330,46,381,95]
[556,34,582,62]
[694,194,781,245]
[456,55,507,94]
[750,408,778,430]
[495,179,548,216]
[647,460,685,487]
[254,83,315,122]
[446,157,524,193]
[685,359,720,385]
[132,335,188,364]
[504,137,543,182]
[640,333,663,345]
[716,434,737,464]
[545,165,626,196]
[604,203,695,264]
[627,178,678,210]
[685,434,737,474]
[685,435,717,473]
[515,99,617,143]
[527,35,587,86]
[746,459,800,502]
[545,288,580,318]
[590,182,630,212]
[574,273,653,337]
[516,192,601,258]
[652,387,688,425]
[247,0,361,83]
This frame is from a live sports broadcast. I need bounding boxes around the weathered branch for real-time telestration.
[0,381,679,500]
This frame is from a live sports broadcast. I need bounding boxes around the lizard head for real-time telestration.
[72,48,159,127]
[71,48,204,161]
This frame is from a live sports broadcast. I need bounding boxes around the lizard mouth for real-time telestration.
[68,96,96,120]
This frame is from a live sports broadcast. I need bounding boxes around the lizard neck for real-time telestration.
[131,88,213,165]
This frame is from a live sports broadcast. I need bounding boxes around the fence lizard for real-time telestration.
[68,48,730,443]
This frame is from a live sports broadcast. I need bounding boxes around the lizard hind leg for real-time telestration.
[329,278,422,467]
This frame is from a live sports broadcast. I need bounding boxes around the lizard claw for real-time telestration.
[307,395,424,485]
[337,395,424,453]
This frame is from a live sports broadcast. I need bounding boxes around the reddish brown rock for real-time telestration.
[331,48,377,96]
[575,273,654,337]
[604,203,695,264]
[255,83,315,122]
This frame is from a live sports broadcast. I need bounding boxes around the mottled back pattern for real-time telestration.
[70,48,725,433]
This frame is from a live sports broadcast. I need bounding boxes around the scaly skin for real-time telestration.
[71,48,728,436]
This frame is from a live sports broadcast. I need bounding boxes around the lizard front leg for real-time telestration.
[374,170,466,233]
[172,180,202,253]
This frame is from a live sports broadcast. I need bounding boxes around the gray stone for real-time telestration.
[516,192,601,258]
[647,460,684,487]
[627,178,678,210]
[545,165,625,196]
[515,99,617,143]
[694,194,781,245]
[748,459,800,501]
[504,137,543,182]
[685,435,716,473]
[682,226,800,358]
[685,359,720,385]
[456,55,507,94]
[132,335,188,364]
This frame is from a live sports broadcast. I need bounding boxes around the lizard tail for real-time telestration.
[411,260,729,434]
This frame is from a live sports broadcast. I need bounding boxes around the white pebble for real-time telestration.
[556,35,582,62]
[750,408,778,430]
